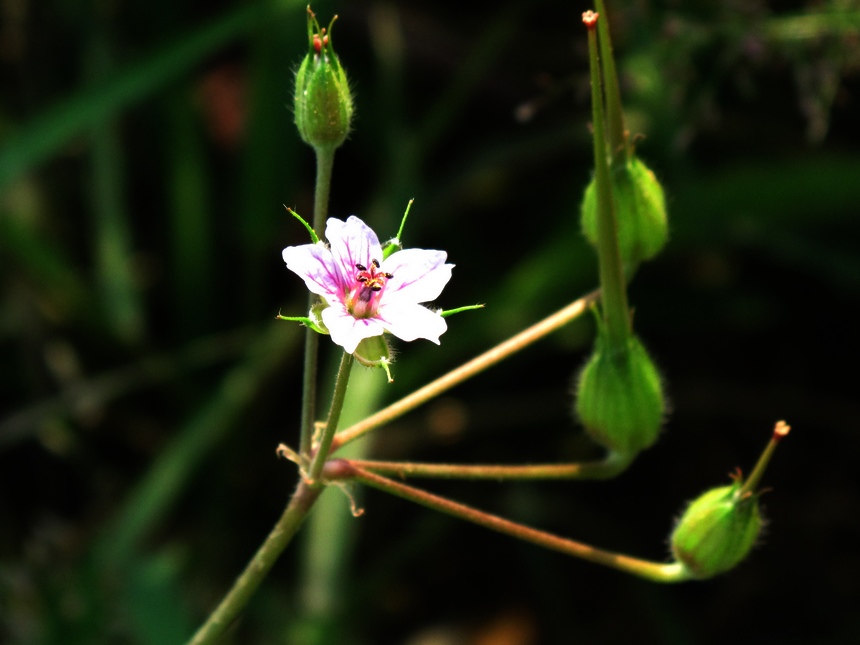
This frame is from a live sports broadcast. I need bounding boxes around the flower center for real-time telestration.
[348,259,393,317]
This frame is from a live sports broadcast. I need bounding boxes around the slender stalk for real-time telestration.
[739,420,791,498]
[593,0,628,164]
[312,146,336,231]
[299,146,337,460]
[337,462,690,583]
[307,352,354,484]
[349,451,633,480]
[584,13,630,348]
[187,481,324,645]
[332,290,600,450]
[299,328,319,462]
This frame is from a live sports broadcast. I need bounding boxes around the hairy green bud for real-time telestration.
[294,8,353,150]
[581,155,668,270]
[575,320,664,456]
[670,481,762,579]
[671,421,790,579]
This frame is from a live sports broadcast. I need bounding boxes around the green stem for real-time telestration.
[299,145,337,460]
[186,481,324,645]
[585,14,630,348]
[349,451,633,480]
[593,0,628,164]
[307,351,354,484]
[331,290,600,450]
[338,462,690,583]
[312,146,336,232]
[299,327,319,462]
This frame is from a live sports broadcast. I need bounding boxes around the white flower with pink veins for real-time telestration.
[283,216,453,354]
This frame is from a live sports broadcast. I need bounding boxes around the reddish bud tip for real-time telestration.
[582,10,599,28]
[312,28,329,53]
[773,420,791,442]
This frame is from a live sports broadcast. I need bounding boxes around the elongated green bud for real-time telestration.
[671,422,790,579]
[581,154,668,271]
[294,8,353,150]
[574,317,664,456]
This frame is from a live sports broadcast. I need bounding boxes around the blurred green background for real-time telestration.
[2,0,859,643]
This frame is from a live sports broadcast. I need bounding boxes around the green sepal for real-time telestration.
[277,301,329,335]
[284,206,319,244]
[353,335,394,382]
[382,199,415,260]
[670,482,762,579]
[440,304,484,318]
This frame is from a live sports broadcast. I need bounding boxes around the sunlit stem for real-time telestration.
[739,420,791,498]
[307,351,354,484]
[584,11,630,348]
[332,290,600,450]
[334,461,691,583]
[593,0,628,164]
[349,451,633,480]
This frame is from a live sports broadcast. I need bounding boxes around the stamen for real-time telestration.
[354,258,394,295]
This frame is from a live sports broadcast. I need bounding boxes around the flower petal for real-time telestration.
[322,305,386,354]
[326,216,383,283]
[381,248,453,304]
[377,303,447,345]
[282,243,341,300]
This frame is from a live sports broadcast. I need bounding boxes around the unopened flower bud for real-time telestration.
[294,8,353,150]
[581,155,668,270]
[575,321,664,456]
[670,421,790,579]
[670,481,761,579]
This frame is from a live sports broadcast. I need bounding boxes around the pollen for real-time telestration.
[355,259,393,292]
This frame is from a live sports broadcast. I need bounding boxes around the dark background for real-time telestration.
[2,0,859,643]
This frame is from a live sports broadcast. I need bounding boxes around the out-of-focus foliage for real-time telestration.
[2,1,859,643]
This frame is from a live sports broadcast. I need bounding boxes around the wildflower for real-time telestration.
[283,216,453,354]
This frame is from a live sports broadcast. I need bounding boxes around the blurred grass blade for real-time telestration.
[168,89,214,338]
[86,29,145,343]
[0,0,304,193]
[239,1,301,315]
[417,0,525,156]
[93,322,298,568]
[126,551,194,645]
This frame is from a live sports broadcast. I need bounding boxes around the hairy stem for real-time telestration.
[307,351,354,484]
